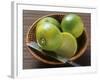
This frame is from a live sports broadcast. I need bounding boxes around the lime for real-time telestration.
[55,32,77,59]
[37,17,60,29]
[36,22,62,51]
[61,14,84,38]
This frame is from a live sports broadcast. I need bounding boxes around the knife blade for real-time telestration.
[26,41,80,67]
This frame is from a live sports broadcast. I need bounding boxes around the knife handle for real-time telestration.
[65,61,80,67]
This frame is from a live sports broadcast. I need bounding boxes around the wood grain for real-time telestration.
[23,10,91,69]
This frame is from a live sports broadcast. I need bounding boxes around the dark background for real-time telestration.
[23,10,91,69]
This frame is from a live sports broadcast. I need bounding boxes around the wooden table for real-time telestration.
[23,10,91,69]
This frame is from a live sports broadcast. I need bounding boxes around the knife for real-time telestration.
[26,41,80,67]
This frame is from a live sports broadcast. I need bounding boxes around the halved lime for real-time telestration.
[55,32,77,59]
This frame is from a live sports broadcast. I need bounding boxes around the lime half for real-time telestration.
[55,32,77,59]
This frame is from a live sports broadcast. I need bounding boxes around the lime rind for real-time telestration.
[61,14,84,38]
[36,22,62,51]
[37,17,60,29]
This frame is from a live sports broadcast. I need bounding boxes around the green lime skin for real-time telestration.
[36,22,62,51]
[55,32,77,59]
[37,17,60,29]
[61,14,84,38]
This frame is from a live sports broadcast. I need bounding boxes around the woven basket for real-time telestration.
[26,14,88,65]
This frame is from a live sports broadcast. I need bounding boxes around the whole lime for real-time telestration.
[55,32,77,59]
[37,17,60,29]
[36,22,62,51]
[61,14,84,38]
